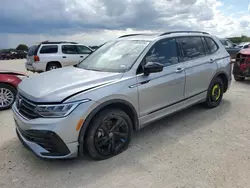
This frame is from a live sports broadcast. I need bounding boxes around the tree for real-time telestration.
[16,44,28,51]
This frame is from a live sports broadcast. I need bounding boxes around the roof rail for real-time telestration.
[118,34,147,38]
[118,33,157,38]
[40,41,78,44]
[160,31,209,36]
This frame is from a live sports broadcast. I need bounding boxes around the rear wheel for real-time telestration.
[0,83,16,110]
[84,108,133,160]
[46,62,61,71]
[204,77,224,108]
[234,75,245,81]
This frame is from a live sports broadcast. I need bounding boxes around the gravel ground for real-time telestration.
[0,60,250,188]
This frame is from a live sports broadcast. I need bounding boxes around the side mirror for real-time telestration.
[144,62,163,76]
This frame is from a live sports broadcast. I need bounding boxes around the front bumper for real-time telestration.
[12,101,95,159]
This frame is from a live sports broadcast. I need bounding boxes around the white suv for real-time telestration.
[25,42,93,72]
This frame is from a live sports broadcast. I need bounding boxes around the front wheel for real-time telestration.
[204,77,224,108]
[0,83,16,110]
[84,108,133,160]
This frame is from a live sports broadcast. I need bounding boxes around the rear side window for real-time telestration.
[62,45,78,54]
[27,45,38,56]
[39,45,58,54]
[178,37,205,60]
[205,37,218,54]
[201,37,210,54]
[77,45,92,54]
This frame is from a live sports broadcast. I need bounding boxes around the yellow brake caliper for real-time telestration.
[212,84,221,101]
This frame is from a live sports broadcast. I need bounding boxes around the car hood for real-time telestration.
[0,70,27,76]
[239,48,250,55]
[18,66,123,103]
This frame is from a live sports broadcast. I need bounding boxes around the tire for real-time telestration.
[46,62,61,71]
[204,77,224,108]
[234,75,245,81]
[0,83,17,110]
[84,108,133,160]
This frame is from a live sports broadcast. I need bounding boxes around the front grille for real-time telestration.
[16,94,40,119]
[17,128,70,156]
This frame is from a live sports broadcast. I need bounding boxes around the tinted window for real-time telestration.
[202,37,210,54]
[39,45,58,54]
[77,45,92,54]
[205,37,218,54]
[27,45,38,56]
[145,38,179,67]
[219,39,227,46]
[62,45,78,54]
[179,37,205,60]
[226,40,234,48]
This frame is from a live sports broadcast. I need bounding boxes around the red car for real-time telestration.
[233,48,250,81]
[0,71,27,110]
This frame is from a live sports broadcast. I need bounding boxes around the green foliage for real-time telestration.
[0,48,15,53]
[228,35,250,44]
[16,44,28,51]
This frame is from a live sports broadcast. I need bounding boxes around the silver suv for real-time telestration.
[13,31,231,160]
[26,41,93,72]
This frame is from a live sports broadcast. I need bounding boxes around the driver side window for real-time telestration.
[145,38,179,67]
[137,38,179,74]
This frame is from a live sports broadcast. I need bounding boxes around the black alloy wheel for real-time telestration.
[85,108,132,160]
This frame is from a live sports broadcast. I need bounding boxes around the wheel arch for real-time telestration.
[0,82,17,89]
[211,71,229,93]
[78,99,139,155]
[46,61,62,70]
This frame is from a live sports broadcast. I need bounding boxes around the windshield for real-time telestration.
[77,40,150,72]
[239,42,248,47]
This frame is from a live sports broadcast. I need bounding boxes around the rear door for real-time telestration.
[27,45,39,65]
[178,36,218,98]
[76,45,93,62]
[61,45,79,66]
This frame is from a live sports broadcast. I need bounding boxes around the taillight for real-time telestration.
[34,55,40,62]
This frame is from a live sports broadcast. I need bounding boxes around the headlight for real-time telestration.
[35,99,90,118]
[17,75,28,80]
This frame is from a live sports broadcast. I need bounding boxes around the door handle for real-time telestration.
[209,59,214,63]
[175,67,185,73]
[62,56,67,58]
[80,56,83,58]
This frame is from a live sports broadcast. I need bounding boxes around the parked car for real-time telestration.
[15,50,27,59]
[0,71,27,110]
[233,48,250,81]
[0,52,13,60]
[13,31,231,160]
[238,42,250,49]
[219,38,241,59]
[25,41,93,73]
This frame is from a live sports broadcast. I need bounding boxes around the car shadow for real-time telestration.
[0,99,232,187]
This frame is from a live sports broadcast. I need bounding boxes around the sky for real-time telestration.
[0,0,250,49]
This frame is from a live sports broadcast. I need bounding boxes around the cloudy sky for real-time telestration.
[0,0,250,48]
